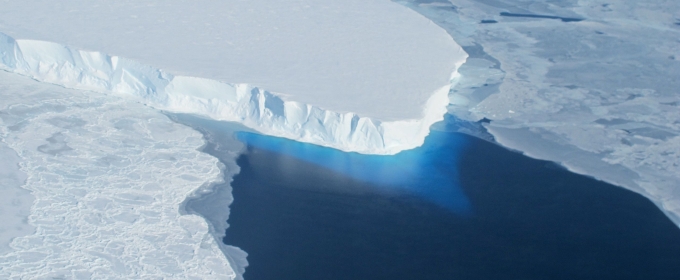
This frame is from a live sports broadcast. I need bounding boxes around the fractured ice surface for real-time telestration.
[0,71,241,279]
[0,0,468,155]
[402,0,680,225]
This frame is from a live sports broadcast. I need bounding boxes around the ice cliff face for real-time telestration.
[0,32,467,155]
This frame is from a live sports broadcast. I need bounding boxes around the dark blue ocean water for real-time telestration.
[223,123,680,280]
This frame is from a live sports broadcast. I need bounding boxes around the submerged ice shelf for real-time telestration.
[0,0,468,155]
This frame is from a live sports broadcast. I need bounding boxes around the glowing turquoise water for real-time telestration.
[236,130,472,214]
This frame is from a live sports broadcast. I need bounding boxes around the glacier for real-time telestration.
[0,0,677,278]
[0,0,468,278]
[0,0,468,155]
[0,32,465,155]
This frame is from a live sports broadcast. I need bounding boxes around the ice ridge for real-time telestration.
[0,32,467,155]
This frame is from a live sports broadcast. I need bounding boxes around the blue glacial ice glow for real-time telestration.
[235,127,472,215]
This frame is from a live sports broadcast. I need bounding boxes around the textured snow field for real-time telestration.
[403,0,680,225]
[0,71,239,279]
[0,0,467,154]
[0,143,33,255]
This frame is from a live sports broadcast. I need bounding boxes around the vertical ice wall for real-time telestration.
[0,32,466,155]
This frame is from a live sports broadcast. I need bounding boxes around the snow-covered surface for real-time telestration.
[0,71,241,279]
[0,0,467,154]
[0,142,33,255]
[402,0,680,225]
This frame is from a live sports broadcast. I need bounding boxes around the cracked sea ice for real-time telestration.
[0,71,241,279]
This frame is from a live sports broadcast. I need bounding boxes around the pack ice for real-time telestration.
[0,70,242,279]
[404,0,680,226]
[0,0,467,155]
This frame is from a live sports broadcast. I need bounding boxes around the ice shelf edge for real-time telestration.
[0,32,467,155]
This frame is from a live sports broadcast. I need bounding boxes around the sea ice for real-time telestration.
[0,71,242,279]
[403,0,680,225]
[0,143,33,255]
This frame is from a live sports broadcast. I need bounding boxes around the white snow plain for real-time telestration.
[0,0,467,155]
[0,71,243,279]
[402,0,680,226]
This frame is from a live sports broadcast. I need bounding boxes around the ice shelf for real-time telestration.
[0,0,467,155]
